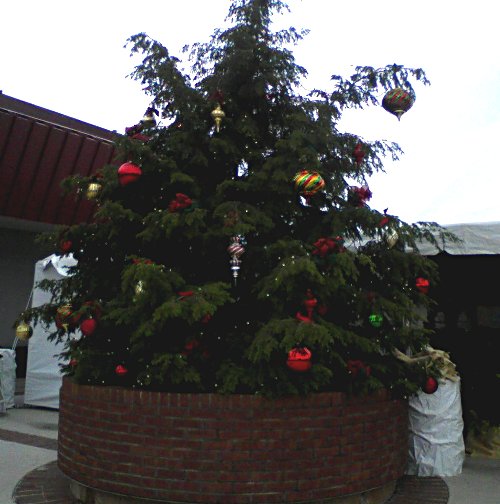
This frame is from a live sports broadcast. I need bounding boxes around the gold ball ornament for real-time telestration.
[86,182,102,200]
[211,104,225,132]
[16,321,33,341]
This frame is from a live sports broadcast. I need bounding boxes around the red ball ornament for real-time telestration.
[416,277,430,294]
[69,358,78,367]
[287,347,312,372]
[115,365,128,376]
[118,162,142,186]
[80,318,97,336]
[382,88,415,120]
[59,239,72,254]
[423,376,439,394]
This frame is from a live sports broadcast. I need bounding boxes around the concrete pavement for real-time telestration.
[0,405,58,504]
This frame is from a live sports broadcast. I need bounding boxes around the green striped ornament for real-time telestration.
[382,88,414,120]
[293,170,325,196]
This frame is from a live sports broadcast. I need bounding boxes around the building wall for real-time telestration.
[0,226,51,349]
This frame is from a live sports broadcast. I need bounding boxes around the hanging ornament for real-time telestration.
[303,289,318,319]
[56,304,78,331]
[118,162,142,186]
[168,193,193,213]
[69,358,78,367]
[382,88,415,120]
[86,181,102,200]
[348,186,372,207]
[134,280,145,297]
[211,104,225,132]
[59,239,73,255]
[15,321,32,341]
[353,142,365,165]
[423,376,439,394]
[416,277,430,294]
[385,229,399,249]
[142,106,158,125]
[227,235,245,283]
[293,170,325,198]
[80,318,97,337]
[287,347,312,372]
[115,365,128,376]
[369,314,383,328]
[312,236,345,258]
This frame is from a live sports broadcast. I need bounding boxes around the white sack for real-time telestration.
[407,378,465,476]
[24,254,76,409]
[0,349,17,409]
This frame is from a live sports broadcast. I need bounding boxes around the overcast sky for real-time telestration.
[2,0,499,226]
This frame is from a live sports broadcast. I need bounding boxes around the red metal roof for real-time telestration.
[0,93,117,226]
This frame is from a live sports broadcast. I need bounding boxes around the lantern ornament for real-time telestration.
[416,277,430,294]
[293,170,325,197]
[369,313,383,328]
[117,162,142,186]
[15,321,33,341]
[286,347,312,372]
[86,181,102,200]
[382,88,415,120]
[423,376,439,394]
[211,104,225,132]
[227,235,245,284]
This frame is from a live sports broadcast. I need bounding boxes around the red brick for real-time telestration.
[58,378,408,503]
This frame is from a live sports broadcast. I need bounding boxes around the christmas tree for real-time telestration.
[21,0,453,397]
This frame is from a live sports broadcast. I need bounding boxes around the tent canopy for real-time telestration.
[24,254,77,409]
[417,222,500,255]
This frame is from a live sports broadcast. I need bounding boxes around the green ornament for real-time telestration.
[369,314,383,327]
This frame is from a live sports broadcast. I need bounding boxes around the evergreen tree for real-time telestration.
[22,0,454,397]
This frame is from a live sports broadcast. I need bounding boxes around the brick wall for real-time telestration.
[58,378,408,503]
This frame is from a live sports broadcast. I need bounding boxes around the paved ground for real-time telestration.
[1,382,499,504]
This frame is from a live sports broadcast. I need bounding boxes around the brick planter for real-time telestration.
[58,377,408,504]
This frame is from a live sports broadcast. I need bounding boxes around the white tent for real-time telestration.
[417,222,500,255]
[24,254,77,409]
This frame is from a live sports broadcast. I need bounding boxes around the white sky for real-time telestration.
[2,0,499,226]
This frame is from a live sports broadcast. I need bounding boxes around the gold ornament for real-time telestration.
[211,104,225,132]
[86,182,102,200]
[134,280,145,296]
[385,229,399,248]
[16,321,33,341]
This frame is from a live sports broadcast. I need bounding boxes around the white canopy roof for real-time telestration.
[418,222,500,255]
